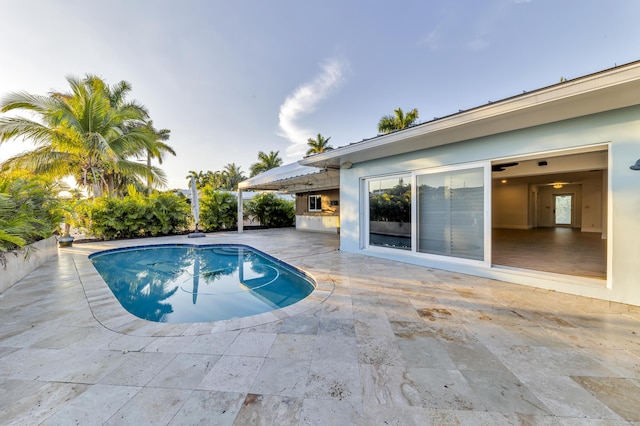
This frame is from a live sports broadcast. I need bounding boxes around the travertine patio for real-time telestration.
[1,229,639,425]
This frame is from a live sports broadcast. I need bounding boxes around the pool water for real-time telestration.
[89,244,315,323]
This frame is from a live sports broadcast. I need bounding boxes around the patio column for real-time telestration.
[237,189,243,233]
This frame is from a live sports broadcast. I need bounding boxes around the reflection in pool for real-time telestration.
[89,244,315,323]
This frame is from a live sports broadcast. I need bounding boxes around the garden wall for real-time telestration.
[0,236,58,293]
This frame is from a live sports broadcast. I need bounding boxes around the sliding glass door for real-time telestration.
[417,167,485,261]
[364,163,488,263]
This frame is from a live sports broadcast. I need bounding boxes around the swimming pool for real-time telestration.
[89,244,315,323]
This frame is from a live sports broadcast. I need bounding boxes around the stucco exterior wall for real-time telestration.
[339,105,640,306]
[295,189,340,233]
[295,189,340,216]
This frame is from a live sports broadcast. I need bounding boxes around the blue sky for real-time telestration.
[1,0,639,189]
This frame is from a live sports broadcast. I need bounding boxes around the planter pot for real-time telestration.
[58,236,74,247]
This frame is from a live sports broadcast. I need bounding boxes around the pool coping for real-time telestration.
[68,239,336,337]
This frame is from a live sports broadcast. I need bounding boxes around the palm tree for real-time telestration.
[222,163,246,190]
[0,75,166,197]
[141,120,175,194]
[250,150,283,177]
[186,170,204,188]
[187,170,228,190]
[306,133,333,155]
[377,107,419,135]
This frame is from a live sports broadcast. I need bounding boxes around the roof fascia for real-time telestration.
[300,60,640,168]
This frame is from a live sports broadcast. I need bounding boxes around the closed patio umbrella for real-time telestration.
[188,176,205,238]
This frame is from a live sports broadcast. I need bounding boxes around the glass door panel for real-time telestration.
[554,194,573,226]
[368,176,412,250]
[417,167,484,260]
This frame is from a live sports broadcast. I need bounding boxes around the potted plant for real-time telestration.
[57,194,85,247]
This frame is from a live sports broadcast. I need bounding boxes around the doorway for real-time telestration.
[490,147,608,279]
[554,194,573,226]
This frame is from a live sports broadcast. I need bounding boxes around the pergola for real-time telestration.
[236,162,340,232]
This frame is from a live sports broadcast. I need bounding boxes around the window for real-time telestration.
[308,195,322,212]
[417,167,484,260]
[367,175,412,250]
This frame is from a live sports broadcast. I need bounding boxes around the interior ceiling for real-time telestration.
[492,169,603,186]
[491,148,607,186]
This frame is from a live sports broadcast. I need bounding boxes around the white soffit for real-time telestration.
[238,162,339,191]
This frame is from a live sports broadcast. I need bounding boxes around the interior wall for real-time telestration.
[537,184,582,228]
[581,176,604,233]
[492,183,529,229]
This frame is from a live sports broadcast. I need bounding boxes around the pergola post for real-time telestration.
[237,189,244,233]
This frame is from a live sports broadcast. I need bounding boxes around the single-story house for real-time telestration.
[240,60,640,307]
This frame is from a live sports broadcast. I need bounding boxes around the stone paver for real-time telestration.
[1,229,640,425]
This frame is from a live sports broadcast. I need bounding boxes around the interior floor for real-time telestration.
[492,228,607,279]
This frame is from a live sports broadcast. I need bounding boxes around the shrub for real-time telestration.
[0,175,62,265]
[85,189,190,240]
[246,193,295,228]
[199,187,238,231]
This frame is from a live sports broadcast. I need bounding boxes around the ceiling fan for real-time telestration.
[492,162,519,172]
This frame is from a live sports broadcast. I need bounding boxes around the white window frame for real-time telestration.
[362,162,491,267]
[413,161,491,267]
[308,194,322,212]
[363,173,413,252]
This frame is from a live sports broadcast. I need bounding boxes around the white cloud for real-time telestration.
[278,58,346,158]
[419,27,442,50]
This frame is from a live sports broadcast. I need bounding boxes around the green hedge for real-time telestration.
[246,193,295,228]
[87,191,190,240]
[199,187,238,231]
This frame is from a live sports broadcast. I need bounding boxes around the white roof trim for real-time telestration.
[238,162,337,191]
[300,60,640,168]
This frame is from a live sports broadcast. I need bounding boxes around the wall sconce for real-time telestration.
[341,161,353,169]
[631,159,640,170]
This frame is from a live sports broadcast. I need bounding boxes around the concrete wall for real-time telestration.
[296,215,340,233]
[0,236,58,294]
[339,105,640,306]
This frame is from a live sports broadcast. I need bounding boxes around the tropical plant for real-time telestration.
[221,163,246,190]
[250,150,283,177]
[0,175,62,264]
[199,187,238,231]
[0,75,168,197]
[377,107,419,135]
[141,120,175,194]
[246,193,295,228]
[86,188,190,239]
[58,196,86,238]
[306,133,333,155]
[0,194,30,256]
